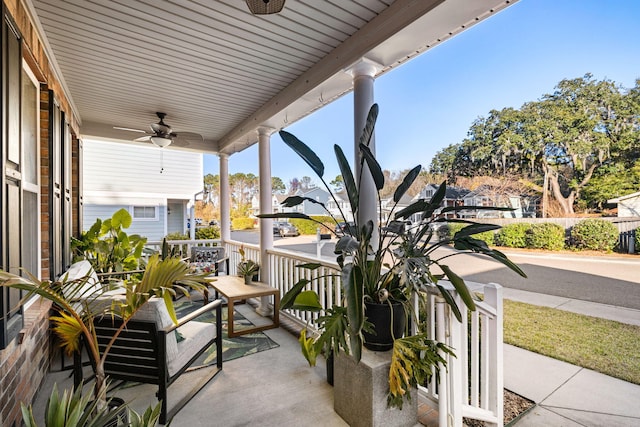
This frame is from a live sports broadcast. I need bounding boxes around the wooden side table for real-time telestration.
[209,275,280,337]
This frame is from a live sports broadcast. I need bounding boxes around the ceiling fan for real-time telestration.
[245,0,286,15]
[114,112,202,148]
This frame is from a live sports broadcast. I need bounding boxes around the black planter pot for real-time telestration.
[362,301,405,352]
[326,350,334,386]
[89,397,128,427]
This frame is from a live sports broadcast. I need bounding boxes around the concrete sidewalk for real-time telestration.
[503,290,640,426]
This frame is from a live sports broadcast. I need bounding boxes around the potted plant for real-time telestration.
[0,253,212,422]
[259,103,526,407]
[237,245,259,284]
[70,208,147,274]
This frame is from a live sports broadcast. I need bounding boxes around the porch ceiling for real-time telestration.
[26,0,516,155]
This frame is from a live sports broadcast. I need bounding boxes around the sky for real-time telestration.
[203,0,640,186]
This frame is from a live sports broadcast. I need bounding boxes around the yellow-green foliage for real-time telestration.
[291,215,335,235]
[232,217,255,230]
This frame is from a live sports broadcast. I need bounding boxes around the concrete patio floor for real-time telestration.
[34,302,351,426]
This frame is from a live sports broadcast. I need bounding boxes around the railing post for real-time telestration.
[435,296,449,427]
[485,283,504,427]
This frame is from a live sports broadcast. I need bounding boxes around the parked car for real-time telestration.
[274,221,299,237]
[209,219,219,226]
[334,221,355,236]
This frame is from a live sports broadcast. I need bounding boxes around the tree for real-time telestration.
[230,172,258,217]
[330,174,344,191]
[429,74,640,215]
[272,176,286,194]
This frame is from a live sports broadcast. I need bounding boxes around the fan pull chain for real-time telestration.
[160,150,164,173]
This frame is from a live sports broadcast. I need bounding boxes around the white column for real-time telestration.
[257,127,274,316]
[349,59,380,248]
[219,154,231,242]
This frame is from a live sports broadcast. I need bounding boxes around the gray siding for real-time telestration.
[83,204,168,241]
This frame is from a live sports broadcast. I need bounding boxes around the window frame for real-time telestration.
[130,205,159,221]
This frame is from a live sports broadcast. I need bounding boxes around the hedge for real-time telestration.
[525,223,565,250]
[570,219,618,252]
[290,215,335,235]
[196,226,221,240]
[447,222,495,246]
[636,227,640,254]
[232,217,255,230]
[495,223,532,248]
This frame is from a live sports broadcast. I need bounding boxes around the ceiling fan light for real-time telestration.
[150,136,172,148]
[245,0,285,15]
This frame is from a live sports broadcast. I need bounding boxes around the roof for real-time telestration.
[608,191,640,204]
[26,0,517,156]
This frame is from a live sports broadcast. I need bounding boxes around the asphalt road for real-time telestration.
[230,230,640,310]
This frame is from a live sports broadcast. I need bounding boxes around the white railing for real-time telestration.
[158,239,503,426]
[146,239,223,259]
[421,281,504,427]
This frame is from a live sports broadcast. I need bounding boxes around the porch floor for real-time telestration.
[34,302,436,426]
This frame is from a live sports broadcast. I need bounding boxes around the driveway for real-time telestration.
[229,230,640,310]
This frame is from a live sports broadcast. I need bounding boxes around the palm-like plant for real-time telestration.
[0,254,211,412]
[260,103,526,406]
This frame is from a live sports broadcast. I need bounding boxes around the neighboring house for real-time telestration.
[608,191,640,217]
[327,191,354,221]
[254,188,331,216]
[461,185,537,218]
[83,139,203,240]
[380,193,413,223]
[411,184,470,220]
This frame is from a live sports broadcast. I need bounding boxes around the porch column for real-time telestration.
[350,59,380,247]
[257,127,274,316]
[219,154,231,242]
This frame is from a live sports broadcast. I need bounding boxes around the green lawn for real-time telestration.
[504,300,640,385]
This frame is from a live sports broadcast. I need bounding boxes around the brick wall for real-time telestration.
[0,301,52,427]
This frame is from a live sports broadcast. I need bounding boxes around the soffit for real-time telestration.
[26,0,516,155]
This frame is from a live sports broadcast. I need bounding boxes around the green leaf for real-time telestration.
[394,199,429,220]
[291,290,323,311]
[280,278,311,309]
[359,143,384,191]
[436,284,462,323]
[393,165,422,203]
[454,223,501,237]
[358,104,379,148]
[256,212,313,220]
[421,181,447,219]
[299,329,319,367]
[281,196,326,209]
[279,130,325,178]
[440,264,476,312]
[112,208,132,229]
[342,263,364,361]
[335,144,359,220]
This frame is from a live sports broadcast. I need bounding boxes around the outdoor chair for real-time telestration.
[73,296,224,424]
[190,246,229,276]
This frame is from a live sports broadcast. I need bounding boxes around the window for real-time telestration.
[132,206,158,220]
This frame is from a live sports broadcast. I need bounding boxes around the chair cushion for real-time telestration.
[168,321,216,377]
[60,260,101,301]
[131,297,179,365]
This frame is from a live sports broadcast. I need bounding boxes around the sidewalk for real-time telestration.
[503,289,640,426]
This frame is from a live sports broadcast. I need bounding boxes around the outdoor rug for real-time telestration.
[173,298,280,369]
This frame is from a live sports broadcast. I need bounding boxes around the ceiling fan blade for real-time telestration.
[114,126,148,133]
[134,135,152,142]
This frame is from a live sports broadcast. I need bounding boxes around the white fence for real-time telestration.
[161,239,504,427]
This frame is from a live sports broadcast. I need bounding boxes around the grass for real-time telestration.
[504,300,640,385]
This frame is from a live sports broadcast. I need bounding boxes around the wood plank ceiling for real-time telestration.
[26,0,516,155]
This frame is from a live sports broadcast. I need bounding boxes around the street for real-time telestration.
[230,230,640,310]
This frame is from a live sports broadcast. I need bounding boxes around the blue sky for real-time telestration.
[204,0,640,186]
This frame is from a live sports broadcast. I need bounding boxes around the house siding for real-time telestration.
[82,139,201,240]
[619,197,640,217]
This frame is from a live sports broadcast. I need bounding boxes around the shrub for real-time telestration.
[495,223,532,248]
[446,222,494,246]
[635,228,640,254]
[570,219,618,252]
[232,217,255,230]
[291,215,335,235]
[165,232,189,240]
[525,223,565,250]
[196,226,220,240]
